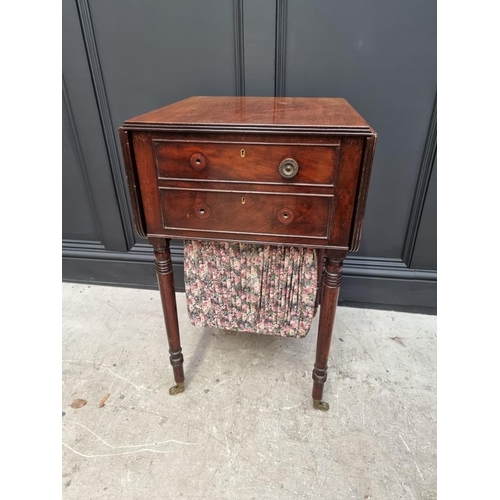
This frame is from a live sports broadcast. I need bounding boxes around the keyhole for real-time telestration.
[240,149,245,157]
[199,208,205,214]
[283,212,289,219]
[241,197,246,204]
[195,158,201,165]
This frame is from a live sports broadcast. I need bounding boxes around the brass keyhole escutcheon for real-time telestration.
[240,149,245,157]
[241,197,246,204]
[279,158,299,179]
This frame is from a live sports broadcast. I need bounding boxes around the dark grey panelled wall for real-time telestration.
[62,0,437,313]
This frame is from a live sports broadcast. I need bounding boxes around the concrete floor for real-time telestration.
[62,283,436,500]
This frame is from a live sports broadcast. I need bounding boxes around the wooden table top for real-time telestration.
[123,96,374,134]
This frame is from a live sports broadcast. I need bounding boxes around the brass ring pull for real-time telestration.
[279,158,299,179]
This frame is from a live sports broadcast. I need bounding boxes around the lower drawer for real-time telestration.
[159,189,332,239]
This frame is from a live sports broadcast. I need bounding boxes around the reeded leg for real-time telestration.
[150,237,185,395]
[312,250,345,410]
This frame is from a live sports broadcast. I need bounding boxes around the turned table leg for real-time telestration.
[150,237,185,395]
[312,250,345,410]
[314,248,325,315]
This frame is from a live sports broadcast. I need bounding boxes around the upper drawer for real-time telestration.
[153,140,339,185]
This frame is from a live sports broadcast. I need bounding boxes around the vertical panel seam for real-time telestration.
[401,94,437,267]
[76,0,135,249]
[274,0,287,97]
[62,75,104,244]
[234,0,245,96]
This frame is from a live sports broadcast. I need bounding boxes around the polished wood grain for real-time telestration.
[119,96,377,410]
[123,96,373,134]
[329,137,365,248]
[159,188,332,238]
[350,135,378,251]
[312,249,345,409]
[126,131,368,249]
[150,237,185,395]
[154,139,339,186]
[119,129,147,238]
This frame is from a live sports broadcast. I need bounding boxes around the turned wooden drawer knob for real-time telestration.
[190,153,207,171]
[194,202,210,219]
[279,158,299,179]
[278,208,294,224]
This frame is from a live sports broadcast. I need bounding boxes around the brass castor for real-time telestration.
[169,382,185,395]
[313,399,329,411]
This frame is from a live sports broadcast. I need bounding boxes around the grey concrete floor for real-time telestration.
[62,283,436,500]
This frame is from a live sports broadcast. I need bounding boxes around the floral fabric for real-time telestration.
[183,240,318,338]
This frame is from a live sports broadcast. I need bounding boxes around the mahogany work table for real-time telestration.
[119,96,376,411]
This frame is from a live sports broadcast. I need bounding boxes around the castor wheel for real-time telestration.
[313,399,329,411]
[169,382,185,395]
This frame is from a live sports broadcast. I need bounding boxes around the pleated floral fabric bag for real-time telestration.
[183,240,318,338]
